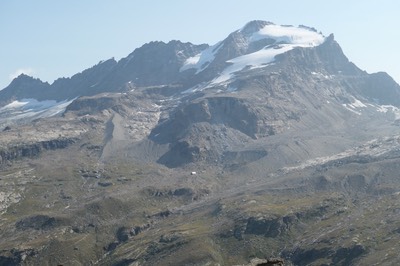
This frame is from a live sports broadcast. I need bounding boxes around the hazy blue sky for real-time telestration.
[1,0,399,90]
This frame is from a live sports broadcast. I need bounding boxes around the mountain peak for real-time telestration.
[180,20,326,84]
[239,20,274,35]
[8,73,48,88]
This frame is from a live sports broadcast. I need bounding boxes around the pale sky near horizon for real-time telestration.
[1,0,399,90]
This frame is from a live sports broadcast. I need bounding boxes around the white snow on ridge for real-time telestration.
[212,45,293,84]
[180,41,224,73]
[0,98,74,123]
[180,24,325,82]
[4,100,28,109]
[212,24,325,84]
[250,24,324,46]
[1,99,70,113]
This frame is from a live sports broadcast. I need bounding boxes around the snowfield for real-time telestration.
[179,41,224,73]
[341,97,400,119]
[0,98,74,125]
[181,23,326,84]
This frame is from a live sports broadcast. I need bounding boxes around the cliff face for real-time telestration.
[0,138,75,165]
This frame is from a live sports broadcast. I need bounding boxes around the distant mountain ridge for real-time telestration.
[0,40,207,105]
[2,20,400,108]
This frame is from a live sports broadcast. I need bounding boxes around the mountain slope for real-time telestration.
[1,20,400,265]
[0,41,207,105]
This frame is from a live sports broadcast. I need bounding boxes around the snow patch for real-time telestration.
[377,105,400,119]
[342,104,362,115]
[181,83,208,94]
[182,81,240,95]
[342,98,400,119]
[349,99,367,108]
[211,45,292,84]
[311,71,334,79]
[3,100,28,109]
[0,98,75,124]
[342,97,368,115]
[180,41,224,73]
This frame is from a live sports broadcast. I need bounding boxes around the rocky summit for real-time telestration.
[1,20,400,265]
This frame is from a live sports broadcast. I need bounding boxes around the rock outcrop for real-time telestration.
[0,138,75,165]
[15,215,61,230]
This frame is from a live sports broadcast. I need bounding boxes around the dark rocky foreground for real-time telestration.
[0,96,399,265]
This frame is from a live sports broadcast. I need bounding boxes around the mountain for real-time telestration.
[2,20,400,265]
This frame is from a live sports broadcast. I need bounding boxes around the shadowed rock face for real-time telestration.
[157,141,201,168]
[107,41,208,88]
[0,249,36,266]
[288,245,366,266]
[239,257,285,266]
[150,97,262,144]
[0,138,75,165]
[362,72,400,106]
[15,215,60,230]
[150,97,272,167]
[65,95,121,115]
[244,217,286,237]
